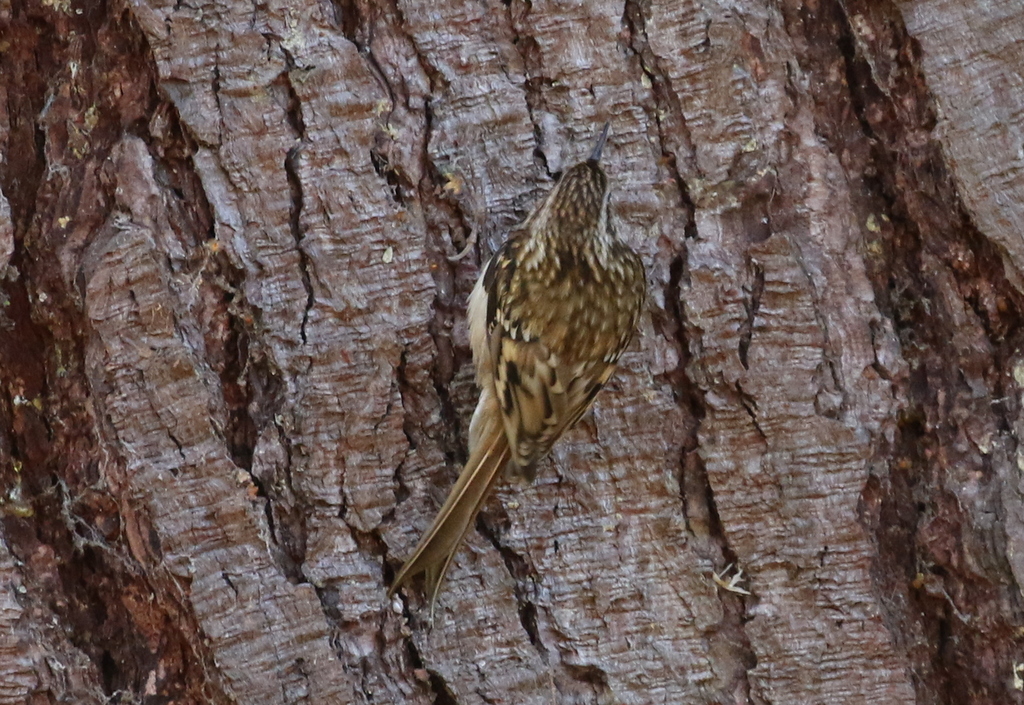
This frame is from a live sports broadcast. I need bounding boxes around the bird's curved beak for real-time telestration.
[589,122,610,163]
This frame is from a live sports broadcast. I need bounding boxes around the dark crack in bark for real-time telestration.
[280,57,315,346]
[738,262,765,371]
[785,1,1024,702]
[0,6,231,701]
[624,4,760,689]
[622,0,707,203]
[502,2,550,176]
[478,513,549,659]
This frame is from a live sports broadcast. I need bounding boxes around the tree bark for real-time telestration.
[1,0,1022,703]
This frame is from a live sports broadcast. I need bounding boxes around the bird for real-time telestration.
[389,123,646,615]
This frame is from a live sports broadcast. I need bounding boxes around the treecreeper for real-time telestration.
[389,124,647,615]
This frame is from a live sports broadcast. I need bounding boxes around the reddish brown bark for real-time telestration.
[1,0,1022,703]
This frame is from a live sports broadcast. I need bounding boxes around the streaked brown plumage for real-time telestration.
[389,124,646,614]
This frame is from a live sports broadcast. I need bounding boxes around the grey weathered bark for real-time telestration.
[1,0,1023,703]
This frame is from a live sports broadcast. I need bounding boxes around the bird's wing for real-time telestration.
[490,321,618,471]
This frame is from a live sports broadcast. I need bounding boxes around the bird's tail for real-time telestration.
[389,416,510,615]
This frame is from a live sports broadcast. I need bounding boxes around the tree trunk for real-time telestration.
[1,0,1022,703]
